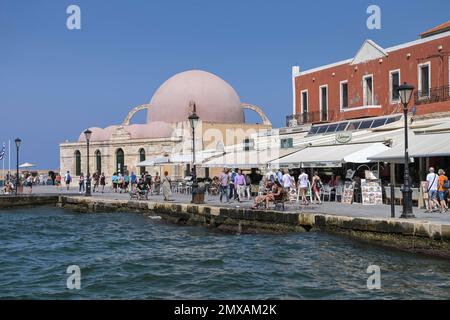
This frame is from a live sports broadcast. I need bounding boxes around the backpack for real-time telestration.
[443,179,450,189]
[315,179,323,189]
[66,174,71,183]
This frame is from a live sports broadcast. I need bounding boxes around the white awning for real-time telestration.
[369,132,450,162]
[136,157,170,167]
[344,143,390,163]
[271,142,387,168]
[202,148,294,169]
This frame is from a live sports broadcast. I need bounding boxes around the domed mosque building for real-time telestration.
[60,70,272,180]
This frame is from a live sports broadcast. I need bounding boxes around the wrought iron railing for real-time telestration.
[414,85,450,106]
[286,111,333,127]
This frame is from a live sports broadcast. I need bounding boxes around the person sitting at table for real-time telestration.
[136,179,148,197]
[251,181,283,209]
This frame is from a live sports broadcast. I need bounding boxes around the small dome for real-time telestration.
[78,127,105,142]
[125,122,173,139]
[148,70,244,124]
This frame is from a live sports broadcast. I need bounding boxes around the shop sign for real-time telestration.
[336,132,352,144]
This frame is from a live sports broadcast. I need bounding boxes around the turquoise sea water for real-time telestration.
[0,206,449,299]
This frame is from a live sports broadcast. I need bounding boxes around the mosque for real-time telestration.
[59,70,272,180]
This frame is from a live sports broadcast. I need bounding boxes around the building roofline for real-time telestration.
[297,30,450,77]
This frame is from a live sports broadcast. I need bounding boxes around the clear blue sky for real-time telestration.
[1,0,449,169]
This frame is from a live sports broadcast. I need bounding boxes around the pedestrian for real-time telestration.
[277,169,283,186]
[124,173,130,192]
[130,172,137,192]
[64,171,72,191]
[79,173,85,193]
[153,172,160,195]
[298,170,309,205]
[311,171,322,204]
[438,169,448,213]
[282,169,292,192]
[92,171,99,193]
[219,168,230,203]
[229,169,237,200]
[244,173,252,200]
[118,174,125,193]
[100,172,106,193]
[55,173,62,190]
[26,174,33,194]
[162,171,173,201]
[234,169,246,202]
[111,172,118,192]
[425,167,439,213]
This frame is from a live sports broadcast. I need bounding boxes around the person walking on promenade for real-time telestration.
[298,170,309,205]
[55,173,62,191]
[154,172,161,195]
[92,171,99,193]
[244,173,252,200]
[162,171,173,201]
[64,171,72,191]
[130,172,137,192]
[234,169,246,202]
[282,169,293,192]
[26,174,33,194]
[276,169,283,186]
[78,173,85,193]
[438,169,448,213]
[229,169,237,200]
[426,167,440,213]
[100,172,106,193]
[111,172,118,193]
[311,171,322,205]
[124,173,130,192]
[219,168,230,203]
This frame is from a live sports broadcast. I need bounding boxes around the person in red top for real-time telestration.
[438,169,448,213]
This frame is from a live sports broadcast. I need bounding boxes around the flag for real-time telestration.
[0,143,5,160]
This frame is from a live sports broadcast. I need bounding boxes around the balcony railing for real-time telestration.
[414,85,450,106]
[286,110,333,127]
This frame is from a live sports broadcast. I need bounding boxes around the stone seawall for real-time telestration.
[59,196,450,259]
[0,195,59,209]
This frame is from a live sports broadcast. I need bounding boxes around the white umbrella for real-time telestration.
[19,162,36,168]
[136,157,170,167]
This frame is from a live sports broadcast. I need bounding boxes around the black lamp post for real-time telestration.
[188,102,199,203]
[84,129,92,196]
[397,82,415,219]
[14,138,21,196]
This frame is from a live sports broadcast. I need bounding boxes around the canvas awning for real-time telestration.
[19,162,36,168]
[202,148,295,169]
[271,142,388,168]
[136,157,170,167]
[369,132,450,162]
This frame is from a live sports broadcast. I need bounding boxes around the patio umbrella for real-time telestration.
[19,162,36,168]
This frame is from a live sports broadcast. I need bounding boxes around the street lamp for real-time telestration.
[397,82,415,219]
[84,129,92,196]
[188,101,200,203]
[14,138,21,196]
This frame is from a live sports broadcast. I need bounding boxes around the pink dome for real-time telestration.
[78,125,119,142]
[125,122,173,139]
[148,70,244,124]
[78,127,105,142]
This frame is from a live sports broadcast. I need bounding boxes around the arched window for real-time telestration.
[95,150,102,174]
[74,150,81,176]
[116,148,125,174]
[138,148,146,176]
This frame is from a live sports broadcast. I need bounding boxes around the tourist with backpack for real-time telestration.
[64,171,72,191]
[438,169,449,213]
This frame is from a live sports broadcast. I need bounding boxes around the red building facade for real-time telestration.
[289,22,450,126]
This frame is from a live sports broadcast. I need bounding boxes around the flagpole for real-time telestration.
[8,140,11,173]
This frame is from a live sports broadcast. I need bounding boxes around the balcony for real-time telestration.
[414,85,450,106]
[286,110,332,127]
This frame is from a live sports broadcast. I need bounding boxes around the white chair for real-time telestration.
[335,185,343,202]
[321,185,332,202]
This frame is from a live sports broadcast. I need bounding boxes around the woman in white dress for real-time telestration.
[162,171,173,201]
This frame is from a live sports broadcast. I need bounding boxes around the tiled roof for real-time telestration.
[420,20,450,38]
